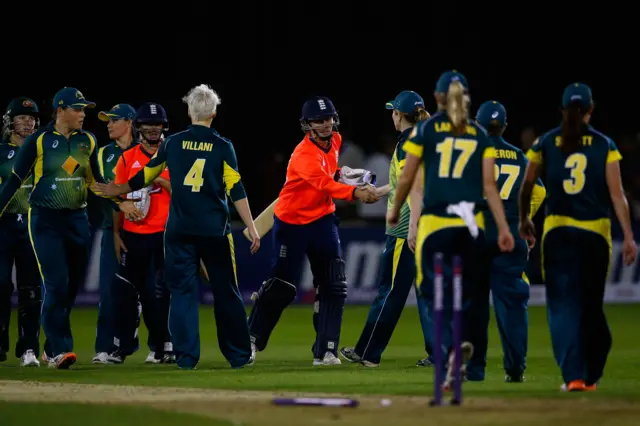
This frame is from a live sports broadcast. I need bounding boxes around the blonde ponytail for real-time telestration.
[446,81,468,130]
[417,108,431,122]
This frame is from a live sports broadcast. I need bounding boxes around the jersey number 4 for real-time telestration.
[563,153,587,194]
[436,137,477,178]
[184,158,206,192]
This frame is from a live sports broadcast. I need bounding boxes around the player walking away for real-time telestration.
[246,96,380,366]
[388,70,514,390]
[0,87,141,369]
[340,90,434,367]
[519,83,637,392]
[104,102,174,365]
[95,84,261,370]
[465,101,546,383]
[92,104,137,364]
[0,97,42,367]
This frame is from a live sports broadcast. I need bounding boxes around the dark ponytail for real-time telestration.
[560,103,587,154]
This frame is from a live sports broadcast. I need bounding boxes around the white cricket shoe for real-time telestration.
[313,352,342,366]
[92,352,110,364]
[20,350,40,367]
[145,351,161,364]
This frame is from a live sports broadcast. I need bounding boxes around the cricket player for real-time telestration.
[519,83,636,391]
[465,101,546,382]
[94,84,260,370]
[340,90,434,367]
[0,97,42,367]
[104,102,174,365]
[247,96,380,366]
[0,87,140,369]
[388,70,514,388]
[91,103,137,364]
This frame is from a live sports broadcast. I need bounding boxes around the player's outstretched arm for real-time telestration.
[294,152,363,201]
[388,153,420,227]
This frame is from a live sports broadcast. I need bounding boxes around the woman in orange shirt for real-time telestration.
[104,103,173,365]
[247,96,379,365]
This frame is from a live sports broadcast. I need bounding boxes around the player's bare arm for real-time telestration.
[518,160,540,241]
[606,159,637,265]
[483,155,514,252]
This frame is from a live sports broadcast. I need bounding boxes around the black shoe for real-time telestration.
[505,374,525,383]
[0,352,6,362]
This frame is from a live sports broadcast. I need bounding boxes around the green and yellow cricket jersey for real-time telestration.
[483,135,546,240]
[385,128,413,239]
[0,121,119,215]
[527,124,622,244]
[0,140,33,215]
[129,124,246,237]
[403,111,496,217]
[95,141,132,227]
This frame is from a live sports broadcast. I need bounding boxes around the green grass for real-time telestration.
[0,402,233,426]
[0,304,638,400]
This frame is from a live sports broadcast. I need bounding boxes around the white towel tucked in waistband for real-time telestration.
[445,201,478,239]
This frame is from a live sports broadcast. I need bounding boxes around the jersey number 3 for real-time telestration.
[436,137,478,178]
[563,153,587,194]
[184,158,206,192]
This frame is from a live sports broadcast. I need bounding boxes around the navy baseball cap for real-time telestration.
[385,90,425,114]
[52,87,96,109]
[562,83,593,108]
[98,104,136,122]
[435,70,469,93]
[476,101,507,129]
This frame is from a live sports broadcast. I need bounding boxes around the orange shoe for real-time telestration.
[584,383,597,391]
[561,380,586,391]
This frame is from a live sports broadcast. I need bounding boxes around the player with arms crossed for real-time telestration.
[388,71,514,389]
[95,84,260,370]
[340,90,433,367]
[247,96,380,366]
[519,83,637,391]
[0,97,42,367]
[465,101,546,383]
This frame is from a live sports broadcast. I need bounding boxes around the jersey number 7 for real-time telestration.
[494,164,520,199]
[184,158,206,192]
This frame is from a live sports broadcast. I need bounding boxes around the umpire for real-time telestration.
[0,87,141,369]
[0,97,42,367]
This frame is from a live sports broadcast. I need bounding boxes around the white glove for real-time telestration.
[337,166,377,187]
[126,186,152,220]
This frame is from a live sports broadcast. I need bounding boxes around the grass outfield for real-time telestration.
[0,304,638,425]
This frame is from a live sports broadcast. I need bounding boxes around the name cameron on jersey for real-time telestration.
[495,149,518,160]
[182,140,214,152]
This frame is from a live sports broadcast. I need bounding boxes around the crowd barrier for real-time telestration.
[10,223,640,306]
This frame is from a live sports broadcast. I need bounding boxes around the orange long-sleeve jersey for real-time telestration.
[274,133,355,225]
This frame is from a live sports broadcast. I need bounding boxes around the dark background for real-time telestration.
[3,18,639,217]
